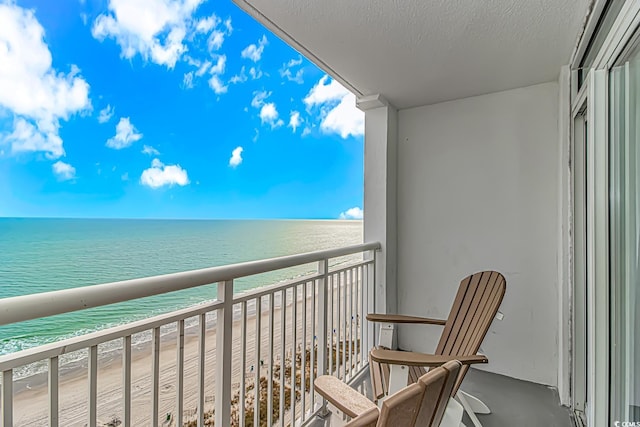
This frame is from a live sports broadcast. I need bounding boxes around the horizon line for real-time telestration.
[0,216,363,221]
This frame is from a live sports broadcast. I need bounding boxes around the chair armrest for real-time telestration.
[370,349,488,367]
[314,375,377,418]
[345,407,379,427]
[366,313,446,326]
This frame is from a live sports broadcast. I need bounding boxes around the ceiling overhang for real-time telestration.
[233,0,591,109]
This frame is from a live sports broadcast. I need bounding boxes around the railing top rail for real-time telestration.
[0,242,380,327]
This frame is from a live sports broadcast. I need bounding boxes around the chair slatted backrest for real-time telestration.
[393,271,506,398]
[352,364,458,427]
[413,364,449,427]
[435,270,506,393]
[376,382,426,426]
[422,360,462,427]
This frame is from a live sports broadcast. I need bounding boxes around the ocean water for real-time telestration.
[0,218,363,363]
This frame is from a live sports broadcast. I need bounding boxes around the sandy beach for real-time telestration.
[11,285,363,427]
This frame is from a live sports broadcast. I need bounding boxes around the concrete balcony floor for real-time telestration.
[307,368,574,427]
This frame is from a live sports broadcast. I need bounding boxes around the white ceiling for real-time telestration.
[233,0,590,109]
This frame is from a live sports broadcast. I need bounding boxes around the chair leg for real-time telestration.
[457,390,491,414]
[456,391,484,427]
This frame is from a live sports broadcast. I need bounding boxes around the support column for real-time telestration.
[359,94,398,320]
[557,64,571,406]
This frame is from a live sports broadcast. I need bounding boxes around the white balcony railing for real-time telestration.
[0,242,380,427]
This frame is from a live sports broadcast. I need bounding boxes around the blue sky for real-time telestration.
[0,0,365,219]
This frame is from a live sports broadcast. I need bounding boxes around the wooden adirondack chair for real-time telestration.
[367,270,506,427]
[314,360,463,427]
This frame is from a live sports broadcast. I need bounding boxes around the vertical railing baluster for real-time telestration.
[364,260,370,357]
[316,259,329,414]
[215,280,233,426]
[49,356,59,427]
[342,271,347,380]
[348,269,353,380]
[123,335,132,427]
[267,293,274,427]
[198,313,206,427]
[89,345,98,427]
[254,297,261,427]
[2,369,13,427]
[176,320,184,427]
[310,279,317,410]
[240,301,247,427]
[328,274,334,375]
[152,327,160,426]
[290,286,297,423]
[353,266,362,371]
[279,289,286,427]
[368,251,377,355]
[301,281,307,419]
[352,267,357,371]
[336,272,342,379]
[359,265,365,369]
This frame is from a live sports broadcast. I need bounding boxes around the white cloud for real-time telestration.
[249,67,263,80]
[320,93,364,138]
[229,66,247,84]
[195,61,210,76]
[91,0,205,68]
[259,103,283,129]
[197,55,227,94]
[195,15,218,33]
[208,75,227,94]
[182,71,194,89]
[52,160,76,181]
[0,3,91,158]
[207,30,225,51]
[140,158,189,188]
[142,145,160,155]
[209,55,226,74]
[289,111,301,132]
[106,117,143,149]
[6,118,63,157]
[251,92,282,129]
[259,103,277,123]
[280,57,304,83]
[194,14,231,52]
[339,207,363,220]
[241,35,267,62]
[121,172,129,181]
[251,90,271,108]
[98,104,114,123]
[229,146,243,168]
[304,75,364,139]
[304,75,349,106]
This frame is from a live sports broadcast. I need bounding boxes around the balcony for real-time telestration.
[0,242,573,427]
[0,243,378,427]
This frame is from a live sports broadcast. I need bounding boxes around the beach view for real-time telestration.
[0,0,366,425]
[1,218,366,426]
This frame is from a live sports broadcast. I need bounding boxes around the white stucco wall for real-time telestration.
[395,82,560,386]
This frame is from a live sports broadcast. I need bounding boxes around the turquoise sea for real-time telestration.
[0,218,363,365]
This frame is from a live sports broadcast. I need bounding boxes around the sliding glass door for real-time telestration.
[609,43,640,424]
